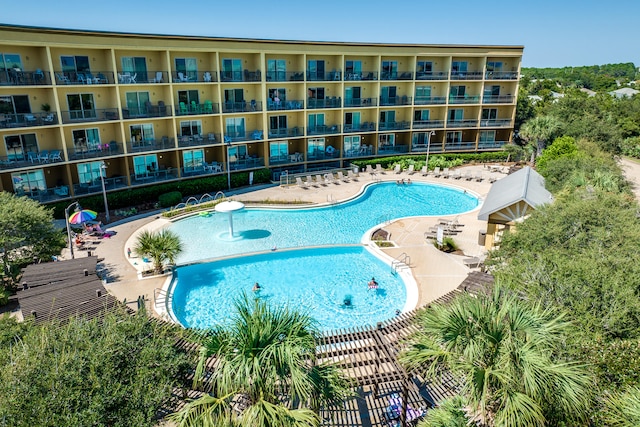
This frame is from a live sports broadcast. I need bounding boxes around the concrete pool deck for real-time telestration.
[67,163,502,317]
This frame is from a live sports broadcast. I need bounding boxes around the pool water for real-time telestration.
[170,182,478,263]
[171,246,409,331]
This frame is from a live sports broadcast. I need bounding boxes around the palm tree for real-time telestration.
[605,387,640,427]
[418,396,471,427]
[170,294,352,427]
[133,229,182,274]
[399,287,591,427]
[520,115,562,157]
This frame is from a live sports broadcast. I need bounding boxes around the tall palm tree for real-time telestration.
[399,287,591,427]
[520,115,562,157]
[170,294,352,427]
[605,387,640,427]
[133,229,182,274]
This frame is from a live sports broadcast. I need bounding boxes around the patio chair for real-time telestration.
[27,151,38,163]
[337,171,349,182]
[348,170,359,180]
[442,167,450,178]
[463,171,473,180]
[177,72,189,82]
[385,393,425,426]
[77,73,86,84]
[153,71,163,83]
[420,165,428,176]
[48,150,63,162]
[204,100,214,114]
[366,164,374,174]
[433,167,441,177]
[24,114,37,124]
[179,102,188,114]
[296,176,308,189]
[452,169,462,179]
[315,174,326,186]
[42,113,55,124]
[393,164,402,174]
[129,73,137,83]
[207,132,216,142]
[305,175,316,187]
[203,71,212,82]
[37,150,49,163]
[474,171,484,181]
[406,164,415,175]
[375,164,384,174]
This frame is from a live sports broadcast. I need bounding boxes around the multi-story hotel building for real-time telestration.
[0,24,522,202]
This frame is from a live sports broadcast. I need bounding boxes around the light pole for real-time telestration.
[425,130,436,172]
[100,161,110,223]
[226,141,232,191]
[64,201,80,259]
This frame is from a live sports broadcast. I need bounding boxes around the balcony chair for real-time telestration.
[204,100,213,113]
[177,72,189,82]
[24,114,37,124]
[55,73,70,84]
[153,71,163,83]
[203,71,212,82]
[190,100,198,113]
[207,133,216,143]
[179,102,188,115]
[49,150,63,162]
[37,150,49,163]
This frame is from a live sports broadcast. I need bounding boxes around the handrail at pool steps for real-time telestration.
[391,252,411,273]
[154,287,169,310]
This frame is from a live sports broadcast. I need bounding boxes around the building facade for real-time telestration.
[0,24,523,202]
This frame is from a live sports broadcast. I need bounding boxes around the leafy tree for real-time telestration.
[134,228,183,274]
[520,115,562,156]
[399,287,591,427]
[604,387,640,427]
[0,310,191,427]
[0,192,65,290]
[170,294,352,427]
[418,396,472,427]
[534,135,578,174]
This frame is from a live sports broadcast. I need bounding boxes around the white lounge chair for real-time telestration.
[296,176,307,188]
[393,164,401,174]
[315,174,326,186]
[305,175,316,187]
[406,164,415,175]
[433,167,441,178]
[375,164,384,174]
[366,164,374,174]
[474,171,484,181]
[337,171,349,182]
[325,173,337,184]
[420,165,428,176]
[463,171,473,180]
[441,167,450,178]
[452,169,462,179]
[348,170,359,180]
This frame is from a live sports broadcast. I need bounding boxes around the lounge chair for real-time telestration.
[305,175,316,187]
[433,167,441,178]
[385,393,425,426]
[296,176,308,189]
[441,167,450,178]
[463,256,484,268]
[393,164,401,174]
[315,174,326,186]
[474,171,484,181]
[375,164,384,174]
[348,170,359,180]
[325,173,337,184]
[488,173,498,183]
[420,165,428,176]
[366,164,374,174]
[451,169,462,179]
[463,171,473,180]
[406,164,415,175]
[337,171,349,182]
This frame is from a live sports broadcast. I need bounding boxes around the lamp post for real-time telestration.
[64,201,80,259]
[100,161,110,223]
[226,141,232,191]
[425,130,436,172]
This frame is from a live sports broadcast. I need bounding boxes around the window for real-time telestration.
[61,55,90,74]
[179,90,200,106]
[486,61,503,73]
[77,161,105,184]
[307,60,325,80]
[269,141,289,161]
[72,128,101,151]
[129,123,154,143]
[380,86,397,104]
[381,61,397,80]
[345,87,361,106]
[480,130,496,142]
[125,91,150,117]
[379,133,395,148]
[481,108,498,120]
[12,169,45,194]
[5,133,37,160]
[416,60,432,77]
[414,110,430,121]
[483,85,500,98]
[0,53,23,83]
[180,120,202,136]
[67,93,96,120]
[267,59,286,81]
[308,113,325,130]
[228,144,247,161]
[452,61,468,74]
[449,85,466,98]
[415,86,432,103]
[269,115,287,135]
[448,109,464,121]
[133,154,158,177]
[225,117,246,138]
[446,131,463,144]
[307,87,325,100]
[345,112,361,129]
[183,149,204,170]
[380,110,395,125]
[307,138,325,157]
[0,95,30,115]
[345,60,362,79]
[121,57,148,82]
[175,58,198,81]
[268,88,286,102]
[222,58,242,81]
[412,132,436,145]
[344,135,361,153]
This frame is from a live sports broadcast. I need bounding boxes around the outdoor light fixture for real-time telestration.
[64,201,81,259]
[425,130,436,172]
[100,161,110,223]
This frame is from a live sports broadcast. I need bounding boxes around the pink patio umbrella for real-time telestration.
[68,209,97,224]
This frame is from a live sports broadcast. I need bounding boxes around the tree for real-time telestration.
[0,192,65,288]
[0,310,191,427]
[520,115,562,157]
[170,294,352,427]
[399,287,591,427]
[418,396,472,427]
[604,387,640,427]
[133,228,183,274]
[534,135,578,174]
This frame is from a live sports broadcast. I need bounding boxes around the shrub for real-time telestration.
[158,191,182,208]
[0,288,8,306]
[434,236,458,252]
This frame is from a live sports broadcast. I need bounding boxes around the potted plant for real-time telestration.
[41,103,51,112]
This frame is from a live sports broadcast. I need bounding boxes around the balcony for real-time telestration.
[344,98,377,107]
[178,134,219,148]
[416,71,448,81]
[221,100,262,113]
[130,169,178,186]
[266,71,304,82]
[379,96,412,106]
[176,102,220,116]
[122,104,172,119]
[447,119,479,128]
[344,71,377,81]
[414,96,446,105]
[224,129,264,143]
[220,70,261,82]
[381,71,413,81]
[344,122,376,133]
[307,70,341,81]
[444,142,478,151]
[0,112,58,129]
[229,156,265,171]
[73,176,129,197]
[0,151,65,171]
[378,121,410,131]
[480,119,512,128]
[448,95,480,104]
[268,127,303,138]
[269,152,304,165]
[307,124,340,136]
[379,144,409,155]
[343,145,374,158]
[126,137,176,153]
[172,70,217,83]
[266,99,304,111]
[0,68,52,86]
[307,149,339,161]
[483,95,514,104]
[485,71,518,80]
[307,98,341,109]
[60,108,121,124]
[55,71,114,85]
[413,120,445,129]
[450,71,483,80]
[478,140,508,150]
[69,141,125,160]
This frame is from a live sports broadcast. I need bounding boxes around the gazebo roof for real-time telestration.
[478,166,552,222]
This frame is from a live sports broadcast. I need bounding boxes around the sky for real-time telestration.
[2,0,639,68]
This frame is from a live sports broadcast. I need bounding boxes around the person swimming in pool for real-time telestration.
[252,282,261,292]
[368,277,378,289]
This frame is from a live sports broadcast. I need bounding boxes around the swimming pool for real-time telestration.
[169,181,478,263]
[170,246,412,331]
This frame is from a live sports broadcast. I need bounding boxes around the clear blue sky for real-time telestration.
[3,0,638,68]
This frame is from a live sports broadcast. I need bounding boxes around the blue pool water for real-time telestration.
[169,182,478,263]
[171,246,408,331]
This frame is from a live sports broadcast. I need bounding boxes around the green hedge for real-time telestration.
[158,191,183,208]
[48,168,272,218]
[350,152,510,170]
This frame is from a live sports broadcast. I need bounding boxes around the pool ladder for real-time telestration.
[391,252,411,273]
[154,288,169,311]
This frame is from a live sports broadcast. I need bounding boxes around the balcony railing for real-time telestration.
[0,69,52,86]
[344,122,376,133]
[229,156,265,171]
[444,142,478,151]
[266,71,304,82]
[413,120,445,129]
[60,108,121,124]
[269,153,304,165]
[224,129,264,143]
[221,100,262,113]
[344,71,377,81]
[266,99,304,111]
[450,71,483,80]
[130,169,178,186]
[378,121,410,131]
[416,71,448,80]
[380,96,412,106]
[343,145,374,157]
[127,137,176,153]
[447,119,479,128]
[307,70,342,81]
[480,119,512,127]
[414,96,446,105]
[178,134,220,147]
[73,176,129,196]
[268,127,303,138]
[0,151,65,170]
[176,102,220,115]
[483,95,514,104]
[478,140,508,150]
[307,149,339,161]
[0,112,58,128]
[122,104,172,119]
[172,70,218,83]
[448,95,480,104]
[54,70,114,85]
[378,144,409,155]
[344,98,377,107]
[307,124,341,135]
[307,98,341,109]
[220,70,262,82]
[485,71,518,80]
[69,141,124,160]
